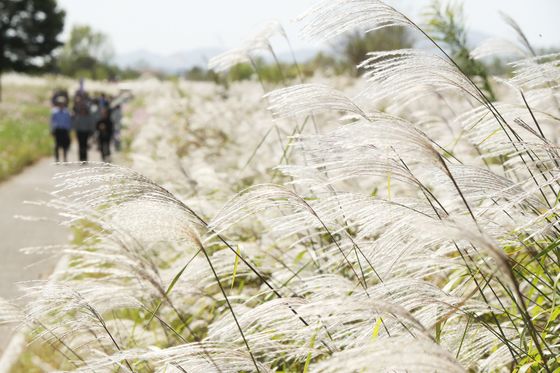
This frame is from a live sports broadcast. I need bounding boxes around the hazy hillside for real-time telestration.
[114,47,320,73]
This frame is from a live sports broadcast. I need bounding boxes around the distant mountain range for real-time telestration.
[113,29,494,74]
[113,47,320,73]
[114,48,222,73]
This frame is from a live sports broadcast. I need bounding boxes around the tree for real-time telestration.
[340,27,414,76]
[61,25,114,63]
[0,0,65,101]
[57,25,116,80]
[424,0,496,100]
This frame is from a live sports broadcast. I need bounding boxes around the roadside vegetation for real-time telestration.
[0,79,56,181]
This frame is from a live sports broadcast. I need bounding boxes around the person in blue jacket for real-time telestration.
[50,95,72,162]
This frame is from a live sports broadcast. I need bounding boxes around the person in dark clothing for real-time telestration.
[72,96,95,162]
[50,96,72,162]
[96,107,113,162]
[98,93,109,109]
[111,104,123,151]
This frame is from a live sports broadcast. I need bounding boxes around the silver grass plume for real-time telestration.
[298,0,414,41]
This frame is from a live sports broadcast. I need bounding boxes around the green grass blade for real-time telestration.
[231,245,241,289]
[148,248,201,324]
[371,317,382,341]
[303,330,317,373]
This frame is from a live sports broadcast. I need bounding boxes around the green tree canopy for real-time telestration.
[340,28,414,76]
[61,25,114,63]
[57,25,118,80]
[0,0,65,99]
[423,0,496,100]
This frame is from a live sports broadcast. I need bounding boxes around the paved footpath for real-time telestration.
[0,158,68,351]
[0,149,102,353]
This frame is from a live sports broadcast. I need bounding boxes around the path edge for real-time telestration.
[0,254,70,373]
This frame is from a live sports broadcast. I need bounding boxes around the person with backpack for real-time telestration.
[50,95,72,162]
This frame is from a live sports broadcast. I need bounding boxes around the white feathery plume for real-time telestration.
[309,337,466,373]
[208,48,252,73]
[69,343,273,373]
[359,49,486,107]
[470,12,535,60]
[509,53,560,90]
[51,164,204,241]
[275,116,446,193]
[265,84,368,119]
[470,37,528,60]
[499,11,537,56]
[209,20,286,72]
[298,0,414,41]
[0,297,24,325]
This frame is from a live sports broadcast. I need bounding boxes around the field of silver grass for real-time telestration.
[2,0,560,371]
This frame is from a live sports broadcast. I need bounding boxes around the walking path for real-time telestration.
[0,158,62,350]
[0,148,102,353]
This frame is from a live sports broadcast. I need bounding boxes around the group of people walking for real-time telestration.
[50,83,124,163]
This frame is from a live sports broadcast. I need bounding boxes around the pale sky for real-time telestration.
[56,0,559,55]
